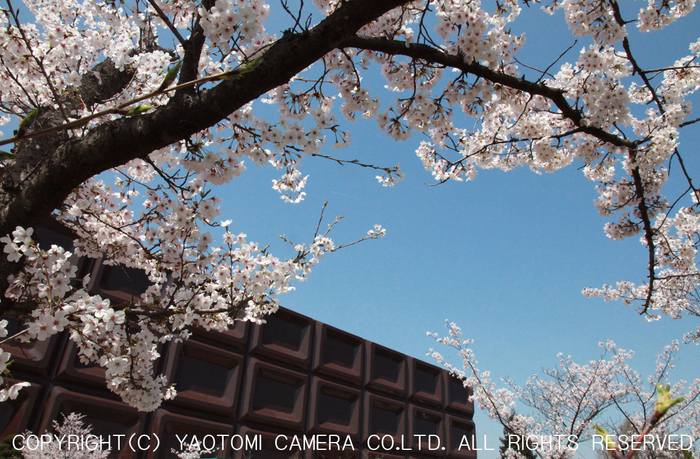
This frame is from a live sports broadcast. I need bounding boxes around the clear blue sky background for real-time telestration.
[211,3,700,458]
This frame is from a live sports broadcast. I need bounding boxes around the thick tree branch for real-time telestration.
[76,59,136,109]
[177,0,212,94]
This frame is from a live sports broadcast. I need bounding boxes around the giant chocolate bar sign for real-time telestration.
[0,229,476,459]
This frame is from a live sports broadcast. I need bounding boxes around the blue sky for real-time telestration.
[215,3,700,457]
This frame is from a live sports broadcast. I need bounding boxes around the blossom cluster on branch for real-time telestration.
[0,319,30,403]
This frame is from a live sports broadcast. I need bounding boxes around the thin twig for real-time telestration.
[680,117,700,128]
[0,328,28,345]
[313,200,328,239]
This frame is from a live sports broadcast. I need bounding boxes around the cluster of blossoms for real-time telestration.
[198,0,269,53]
[0,319,30,402]
[174,443,206,459]
[637,0,698,32]
[429,322,700,459]
[545,0,625,44]
[434,0,523,65]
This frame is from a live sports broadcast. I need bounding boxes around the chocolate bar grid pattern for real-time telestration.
[0,229,476,459]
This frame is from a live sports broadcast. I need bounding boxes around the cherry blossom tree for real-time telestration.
[19,413,110,459]
[430,323,699,459]
[0,0,698,413]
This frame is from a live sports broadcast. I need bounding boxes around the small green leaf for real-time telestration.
[70,117,91,128]
[158,61,182,92]
[17,108,39,137]
[0,151,16,161]
[593,425,618,451]
[220,57,264,81]
[655,383,684,419]
[123,105,153,116]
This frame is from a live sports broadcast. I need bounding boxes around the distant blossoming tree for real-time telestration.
[0,0,698,416]
[430,323,699,459]
[19,413,110,459]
